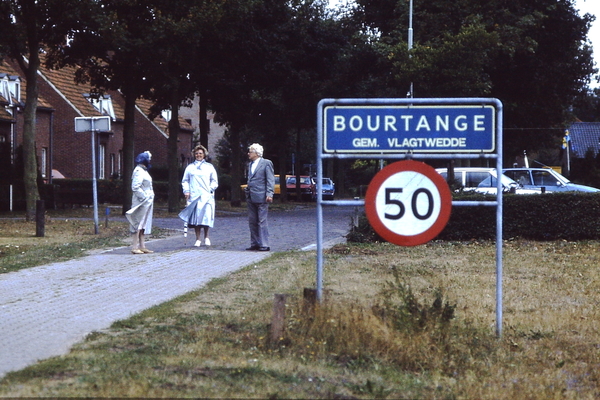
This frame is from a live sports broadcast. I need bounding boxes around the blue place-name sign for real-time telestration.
[323,105,496,153]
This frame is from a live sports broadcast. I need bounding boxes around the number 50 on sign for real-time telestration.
[365,160,452,246]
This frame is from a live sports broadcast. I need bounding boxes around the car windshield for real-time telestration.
[287,177,311,185]
[478,172,517,188]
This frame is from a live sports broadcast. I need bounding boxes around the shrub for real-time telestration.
[349,192,600,242]
[275,276,487,375]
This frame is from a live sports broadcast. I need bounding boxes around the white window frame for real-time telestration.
[110,153,116,178]
[84,94,116,120]
[41,147,48,178]
[98,144,106,179]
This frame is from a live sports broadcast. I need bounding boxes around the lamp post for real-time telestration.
[408,0,414,98]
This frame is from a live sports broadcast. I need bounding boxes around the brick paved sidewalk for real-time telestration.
[0,248,269,378]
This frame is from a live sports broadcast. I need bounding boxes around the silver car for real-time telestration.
[436,167,540,195]
[503,168,600,193]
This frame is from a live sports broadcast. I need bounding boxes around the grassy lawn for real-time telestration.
[1,231,600,398]
[0,200,309,274]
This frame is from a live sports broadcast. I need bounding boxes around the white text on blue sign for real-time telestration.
[324,105,495,153]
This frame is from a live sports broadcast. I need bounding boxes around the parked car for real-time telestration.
[286,175,316,201]
[436,167,540,195]
[312,177,335,200]
[240,174,287,199]
[503,168,600,193]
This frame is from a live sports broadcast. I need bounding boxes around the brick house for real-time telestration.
[1,58,194,183]
[0,61,54,182]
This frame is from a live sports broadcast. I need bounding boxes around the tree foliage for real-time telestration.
[0,0,96,220]
[353,0,597,160]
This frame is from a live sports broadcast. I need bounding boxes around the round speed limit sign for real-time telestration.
[365,160,452,246]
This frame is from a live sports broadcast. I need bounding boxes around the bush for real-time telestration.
[348,192,600,242]
[275,275,480,375]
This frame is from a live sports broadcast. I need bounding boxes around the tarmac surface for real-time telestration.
[0,205,358,379]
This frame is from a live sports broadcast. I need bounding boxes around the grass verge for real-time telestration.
[1,240,600,398]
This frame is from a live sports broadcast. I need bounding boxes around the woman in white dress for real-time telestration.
[126,151,155,254]
[179,145,219,247]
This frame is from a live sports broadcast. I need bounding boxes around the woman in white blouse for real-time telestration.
[126,151,155,254]
[179,145,219,247]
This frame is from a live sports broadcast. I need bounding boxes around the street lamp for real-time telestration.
[408,0,414,98]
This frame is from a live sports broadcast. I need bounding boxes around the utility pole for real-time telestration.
[408,0,414,98]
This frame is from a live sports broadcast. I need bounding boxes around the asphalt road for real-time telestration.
[147,204,360,253]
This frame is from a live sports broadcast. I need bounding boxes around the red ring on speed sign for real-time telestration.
[365,160,452,246]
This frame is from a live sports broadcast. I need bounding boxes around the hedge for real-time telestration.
[347,192,600,242]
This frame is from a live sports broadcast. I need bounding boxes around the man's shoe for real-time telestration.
[258,247,270,251]
[246,246,260,251]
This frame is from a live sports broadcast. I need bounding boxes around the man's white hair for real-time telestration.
[248,143,264,157]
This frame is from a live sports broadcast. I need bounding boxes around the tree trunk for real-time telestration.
[121,87,137,214]
[229,126,242,207]
[21,53,40,221]
[278,144,287,203]
[199,92,209,149]
[167,90,181,213]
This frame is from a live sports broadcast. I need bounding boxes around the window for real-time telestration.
[532,171,558,186]
[84,94,116,120]
[41,147,47,178]
[505,171,532,186]
[0,74,20,114]
[118,150,123,178]
[465,172,489,188]
[99,144,106,179]
[110,154,116,178]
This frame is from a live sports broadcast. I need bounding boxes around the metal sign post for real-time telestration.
[316,98,504,337]
[74,116,111,234]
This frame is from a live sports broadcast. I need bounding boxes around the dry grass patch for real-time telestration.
[0,207,174,273]
[1,240,600,398]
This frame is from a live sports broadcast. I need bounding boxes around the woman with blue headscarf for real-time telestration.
[126,151,155,254]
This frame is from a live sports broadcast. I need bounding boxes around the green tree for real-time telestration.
[0,0,93,220]
[209,0,352,202]
[353,0,597,160]
[46,0,160,214]
[144,0,225,212]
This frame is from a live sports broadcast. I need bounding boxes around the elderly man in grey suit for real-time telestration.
[245,143,275,251]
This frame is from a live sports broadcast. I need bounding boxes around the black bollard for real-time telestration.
[35,199,45,237]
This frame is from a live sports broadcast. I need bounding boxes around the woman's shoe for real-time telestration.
[140,248,154,253]
[204,238,211,246]
[194,240,201,247]
[131,249,144,254]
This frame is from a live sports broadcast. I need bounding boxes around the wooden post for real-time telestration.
[35,200,45,237]
[270,294,287,345]
[303,288,317,315]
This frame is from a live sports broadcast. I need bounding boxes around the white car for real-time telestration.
[503,168,600,193]
[435,167,541,195]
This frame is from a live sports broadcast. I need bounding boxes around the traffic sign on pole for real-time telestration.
[364,160,452,246]
[323,104,496,153]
